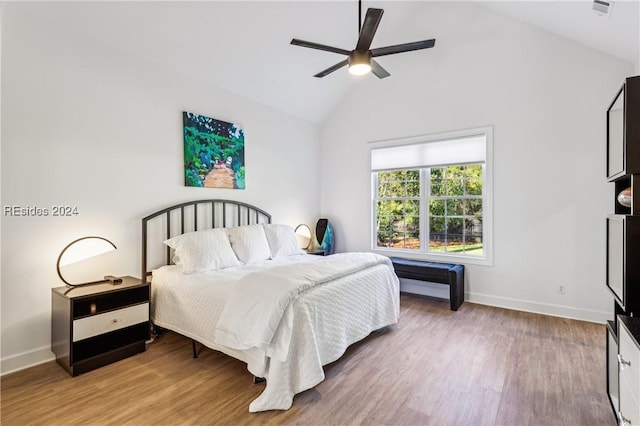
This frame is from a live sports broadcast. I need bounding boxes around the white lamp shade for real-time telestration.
[57,236,117,286]
[58,237,116,266]
[294,224,312,250]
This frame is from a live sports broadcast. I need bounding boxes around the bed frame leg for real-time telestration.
[192,340,198,358]
[253,376,265,384]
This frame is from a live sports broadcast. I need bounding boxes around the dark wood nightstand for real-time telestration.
[51,276,149,376]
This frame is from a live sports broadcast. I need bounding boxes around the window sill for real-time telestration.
[373,248,493,267]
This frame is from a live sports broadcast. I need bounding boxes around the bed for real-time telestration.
[142,200,400,412]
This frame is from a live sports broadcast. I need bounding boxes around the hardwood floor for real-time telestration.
[1,295,614,425]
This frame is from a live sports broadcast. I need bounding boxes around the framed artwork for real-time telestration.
[183,111,245,189]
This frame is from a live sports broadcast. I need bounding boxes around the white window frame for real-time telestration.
[369,126,493,266]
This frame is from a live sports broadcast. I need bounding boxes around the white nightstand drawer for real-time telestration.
[620,323,640,405]
[620,378,640,426]
[73,303,149,342]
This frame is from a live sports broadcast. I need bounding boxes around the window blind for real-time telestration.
[370,134,486,171]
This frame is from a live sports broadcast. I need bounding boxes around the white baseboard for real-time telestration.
[466,291,610,324]
[1,345,55,376]
[399,278,609,324]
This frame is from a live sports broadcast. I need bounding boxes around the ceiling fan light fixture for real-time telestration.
[348,50,372,76]
[349,63,372,76]
[290,2,435,79]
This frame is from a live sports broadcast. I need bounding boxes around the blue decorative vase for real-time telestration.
[316,219,335,255]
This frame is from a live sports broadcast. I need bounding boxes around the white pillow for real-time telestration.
[163,228,240,274]
[263,224,305,258]
[226,224,272,264]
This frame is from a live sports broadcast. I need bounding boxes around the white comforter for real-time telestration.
[152,253,399,412]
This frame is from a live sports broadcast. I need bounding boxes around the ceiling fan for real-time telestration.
[290,0,436,79]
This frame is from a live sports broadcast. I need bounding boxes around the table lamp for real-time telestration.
[56,236,121,287]
[294,224,314,251]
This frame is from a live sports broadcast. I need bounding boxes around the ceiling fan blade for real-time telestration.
[291,39,351,56]
[355,8,384,51]
[314,59,349,78]
[370,60,390,79]
[371,39,436,57]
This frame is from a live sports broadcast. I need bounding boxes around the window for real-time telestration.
[376,170,421,249]
[428,164,483,255]
[370,127,492,265]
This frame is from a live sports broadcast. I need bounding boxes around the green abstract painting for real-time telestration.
[183,112,245,189]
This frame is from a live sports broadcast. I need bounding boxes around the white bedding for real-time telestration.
[151,252,399,412]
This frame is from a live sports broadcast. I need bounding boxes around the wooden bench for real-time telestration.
[390,257,464,311]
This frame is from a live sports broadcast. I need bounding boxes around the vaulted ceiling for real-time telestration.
[6,1,639,124]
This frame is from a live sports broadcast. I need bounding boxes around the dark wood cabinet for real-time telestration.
[51,277,149,376]
[606,75,640,424]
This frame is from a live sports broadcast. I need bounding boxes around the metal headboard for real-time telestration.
[141,199,272,280]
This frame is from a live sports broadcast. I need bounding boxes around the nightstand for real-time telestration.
[51,276,149,376]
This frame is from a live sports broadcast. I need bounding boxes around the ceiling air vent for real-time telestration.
[592,0,614,17]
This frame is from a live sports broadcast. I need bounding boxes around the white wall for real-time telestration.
[319,1,634,322]
[1,7,320,373]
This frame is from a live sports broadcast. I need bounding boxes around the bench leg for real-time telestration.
[448,270,464,311]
